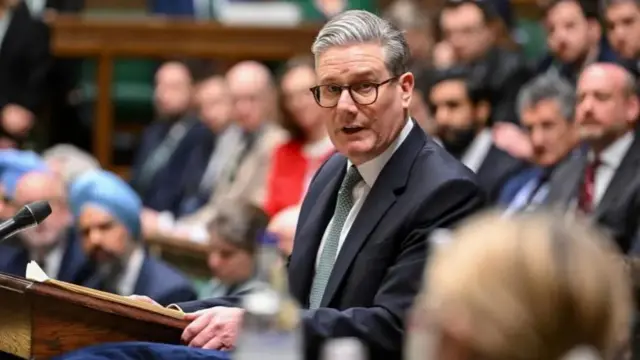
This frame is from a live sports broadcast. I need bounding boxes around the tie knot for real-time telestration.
[342,166,362,192]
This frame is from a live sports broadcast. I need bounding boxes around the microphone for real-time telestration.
[0,201,52,242]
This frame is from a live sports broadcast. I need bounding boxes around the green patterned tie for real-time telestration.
[309,166,362,309]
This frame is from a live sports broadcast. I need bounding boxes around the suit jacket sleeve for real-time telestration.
[47,0,85,12]
[15,23,51,113]
[300,178,484,359]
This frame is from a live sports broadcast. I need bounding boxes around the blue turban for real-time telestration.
[69,169,142,239]
[0,150,48,200]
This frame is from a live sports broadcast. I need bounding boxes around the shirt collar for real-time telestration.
[349,119,414,187]
[592,130,634,169]
[117,246,145,296]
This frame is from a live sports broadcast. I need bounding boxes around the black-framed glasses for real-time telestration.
[309,77,397,108]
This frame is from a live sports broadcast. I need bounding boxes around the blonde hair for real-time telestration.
[420,211,632,360]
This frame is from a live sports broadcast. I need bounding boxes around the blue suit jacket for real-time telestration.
[497,167,544,206]
[175,122,485,360]
[148,0,195,16]
[0,230,91,284]
[130,118,214,215]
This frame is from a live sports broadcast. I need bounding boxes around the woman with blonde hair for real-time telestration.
[406,211,633,360]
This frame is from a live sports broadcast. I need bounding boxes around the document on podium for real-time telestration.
[25,261,185,320]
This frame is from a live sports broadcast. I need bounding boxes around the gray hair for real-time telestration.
[311,10,410,77]
[516,74,576,122]
[42,144,101,185]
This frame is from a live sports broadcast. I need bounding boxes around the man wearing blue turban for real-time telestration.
[69,169,197,306]
[0,150,91,286]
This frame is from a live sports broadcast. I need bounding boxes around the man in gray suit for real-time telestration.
[545,62,640,253]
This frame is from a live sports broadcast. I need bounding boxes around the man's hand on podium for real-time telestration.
[128,295,162,307]
[182,307,244,350]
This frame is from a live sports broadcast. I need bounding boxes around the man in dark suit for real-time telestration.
[124,10,484,360]
[545,63,640,253]
[130,61,215,216]
[0,0,51,147]
[0,166,91,284]
[498,73,581,214]
[428,67,524,202]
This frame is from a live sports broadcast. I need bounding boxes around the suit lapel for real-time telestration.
[545,152,586,207]
[320,124,425,307]
[594,135,640,219]
[288,157,346,305]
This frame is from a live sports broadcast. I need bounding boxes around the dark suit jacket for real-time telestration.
[0,2,51,120]
[0,230,91,284]
[544,134,640,253]
[176,123,485,360]
[475,145,526,203]
[134,255,197,306]
[45,0,85,12]
[82,252,197,306]
[130,118,214,215]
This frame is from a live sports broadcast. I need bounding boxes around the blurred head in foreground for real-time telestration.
[406,211,632,360]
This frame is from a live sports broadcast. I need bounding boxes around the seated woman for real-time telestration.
[200,201,270,299]
[406,211,633,360]
[68,169,197,306]
[263,56,334,218]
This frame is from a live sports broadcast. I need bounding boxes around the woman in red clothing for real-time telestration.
[263,56,334,218]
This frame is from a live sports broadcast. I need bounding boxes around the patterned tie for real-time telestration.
[578,157,601,214]
[309,165,362,309]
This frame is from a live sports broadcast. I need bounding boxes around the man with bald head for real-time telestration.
[149,61,285,241]
[545,62,640,253]
[2,170,91,282]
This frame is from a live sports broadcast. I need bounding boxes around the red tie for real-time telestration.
[578,158,600,213]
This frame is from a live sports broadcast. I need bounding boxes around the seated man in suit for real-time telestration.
[130,60,214,216]
[0,150,89,283]
[131,10,484,360]
[545,63,640,253]
[428,67,524,202]
[499,73,581,214]
[69,169,197,306]
[142,61,285,242]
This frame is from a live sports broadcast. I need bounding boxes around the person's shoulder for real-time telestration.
[144,255,193,289]
[412,135,478,184]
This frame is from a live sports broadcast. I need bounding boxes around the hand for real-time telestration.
[433,42,457,69]
[128,295,162,308]
[492,122,533,161]
[141,208,161,238]
[182,307,244,350]
[2,104,33,138]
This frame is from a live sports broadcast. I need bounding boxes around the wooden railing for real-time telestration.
[51,16,320,174]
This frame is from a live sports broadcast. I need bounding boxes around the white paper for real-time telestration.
[25,261,49,282]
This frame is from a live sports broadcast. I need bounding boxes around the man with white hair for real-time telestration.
[58,10,484,360]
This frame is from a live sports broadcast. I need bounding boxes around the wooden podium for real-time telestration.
[0,273,188,359]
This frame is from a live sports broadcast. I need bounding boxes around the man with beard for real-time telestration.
[0,150,90,282]
[69,169,197,306]
[537,0,618,84]
[428,68,524,202]
[545,63,640,254]
[602,0,640,77]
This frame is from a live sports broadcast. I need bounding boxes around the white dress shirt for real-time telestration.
[592,131,634,207]
[31,237,66,279]
[115,246,145,296]
[460,129,493,173]
[315,120,414,268]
